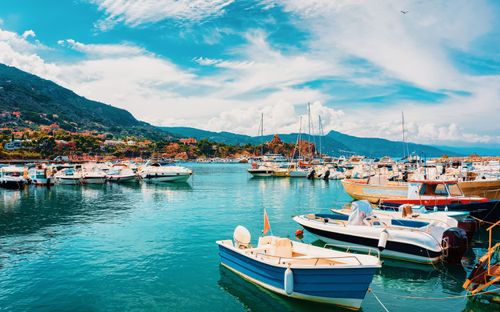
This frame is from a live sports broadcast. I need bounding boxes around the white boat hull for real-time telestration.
[143,174,191,183]
[82,177,106,184]
[107,175,138,183]
[56,177,81,185]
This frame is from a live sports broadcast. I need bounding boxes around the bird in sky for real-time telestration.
[401,10,408,14]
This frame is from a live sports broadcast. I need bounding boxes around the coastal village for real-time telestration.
[0,111,316,161]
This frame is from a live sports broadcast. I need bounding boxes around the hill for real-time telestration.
[0,64,169,140]
[161,126,458,157]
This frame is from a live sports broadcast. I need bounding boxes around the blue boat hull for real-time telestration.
[218,244,377,310]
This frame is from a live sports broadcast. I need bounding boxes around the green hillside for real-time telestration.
[0,64,169,140]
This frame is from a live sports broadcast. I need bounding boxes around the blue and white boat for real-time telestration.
[216,226,381,310]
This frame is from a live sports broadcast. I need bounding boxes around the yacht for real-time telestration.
[0,166,27,189]
[140,162,192,183]
[106,164,138,183]
[81,164,107,184]
[54,167,82,185]
[294,200,468,264]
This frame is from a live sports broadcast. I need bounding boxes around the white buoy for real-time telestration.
[433,206,438,212]
[378,230,389,250]
[284,267,294,295]
[444,206,448,211]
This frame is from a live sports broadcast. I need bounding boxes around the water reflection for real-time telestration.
[0,185,133,237]
[218,265,353,312]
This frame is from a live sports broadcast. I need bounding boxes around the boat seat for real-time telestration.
[273,238,293,259]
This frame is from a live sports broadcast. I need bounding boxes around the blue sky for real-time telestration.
[0,0,498,146]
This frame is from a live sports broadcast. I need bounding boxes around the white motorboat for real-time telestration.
[294,201,468,264]
[140,162,192,183]
[81,164,107,184]
[217,225,381,310]
[247,163,275,177]
[106,164,138,183]
[54,167,82,185]
[28,165,54,186]
[0,166,27,189]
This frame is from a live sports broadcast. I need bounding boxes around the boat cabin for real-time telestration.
[408,180,464,199]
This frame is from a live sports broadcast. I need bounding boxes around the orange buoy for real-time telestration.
[295,229,304,237]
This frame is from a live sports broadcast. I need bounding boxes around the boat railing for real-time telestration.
[323,244,381,260]
[486,220,500,276]
[252,251,364,266]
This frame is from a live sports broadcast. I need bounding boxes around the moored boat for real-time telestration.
[81,164,107,184]
[247,163,275,177]
[341,178,407,203]
[140,162,192,183]
[106,164,138,183]
[379,180,500,223]
[459,179,500,200]
[0,166,27,189]
[294,201,468,264]
[28,165,54,186]
[54,167,82,185]
[216,225,381,310]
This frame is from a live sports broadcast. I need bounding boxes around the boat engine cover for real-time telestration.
[442,227,468,264]
[457,217,477,242]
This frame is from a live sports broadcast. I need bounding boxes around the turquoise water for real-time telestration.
[0,164,495,311]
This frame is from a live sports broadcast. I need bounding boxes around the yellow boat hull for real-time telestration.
[458,180,500,199]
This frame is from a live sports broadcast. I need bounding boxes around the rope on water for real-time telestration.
[369,288,390,312]
[371,286,500,300]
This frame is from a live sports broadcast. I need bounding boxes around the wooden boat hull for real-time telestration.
[218,244,376,310]
[459,180,500,200]
[341,179,407,204]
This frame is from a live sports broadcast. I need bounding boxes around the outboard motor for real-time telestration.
[307,169,316,180]
[457,217,477,242]
[442,227,468,264]
[323,169,330,181]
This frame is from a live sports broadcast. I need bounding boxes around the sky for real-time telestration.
[0,0,499,147]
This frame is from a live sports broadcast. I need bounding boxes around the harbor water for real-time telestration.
[0,164,495,311]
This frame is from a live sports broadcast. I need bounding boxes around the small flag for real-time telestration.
[263,209,271,235]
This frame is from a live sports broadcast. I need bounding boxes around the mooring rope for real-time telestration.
[368,288,390,312]
[370,286,500,301]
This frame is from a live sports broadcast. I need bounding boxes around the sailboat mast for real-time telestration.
[260,112,264,156]
[308,103,312,159]
[318,115,323,158]
[401,111,406,159]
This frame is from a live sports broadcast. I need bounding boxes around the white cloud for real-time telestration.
[58,38,145,57]
[90,0,234,29]
[0,5,498,148]
[274,0,494,91]
[22,29,36,39]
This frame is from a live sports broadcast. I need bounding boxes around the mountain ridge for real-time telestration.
[161,126,459,157]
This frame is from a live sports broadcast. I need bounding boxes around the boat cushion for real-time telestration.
[391,219,428,228]
[273,238,293,259]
